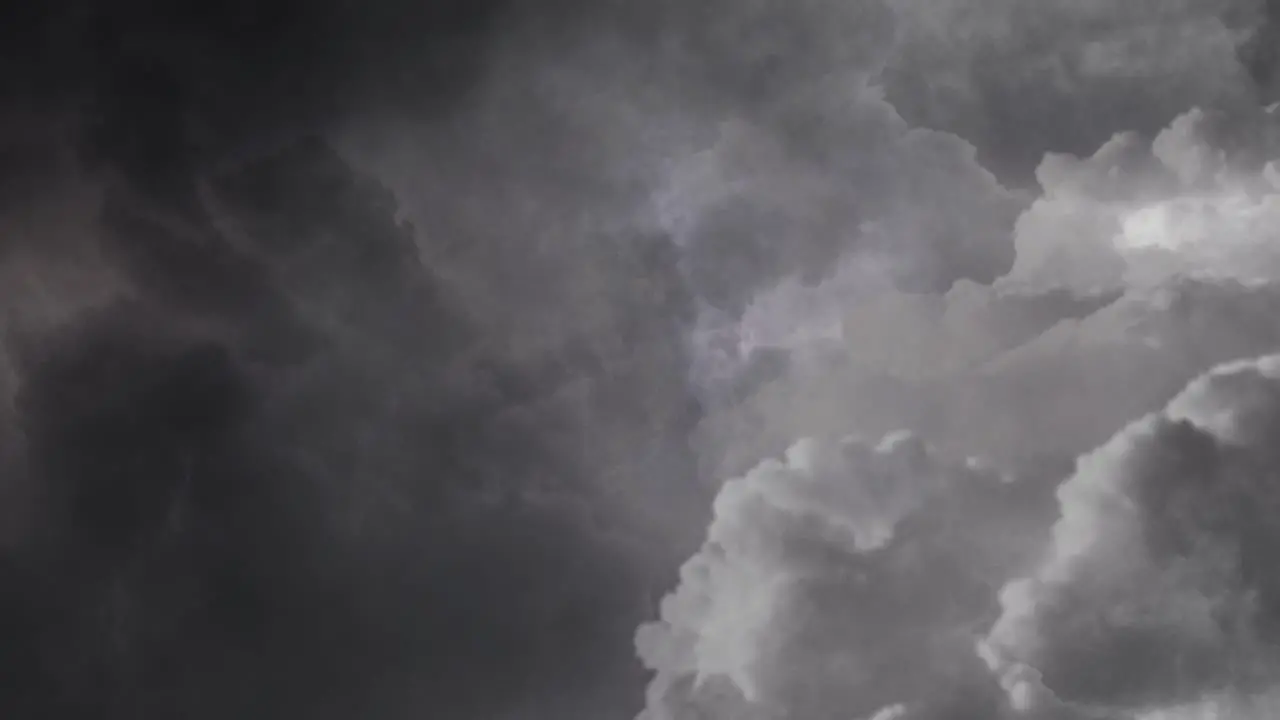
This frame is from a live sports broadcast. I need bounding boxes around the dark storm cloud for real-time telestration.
[0,128,699,720]
[0,4,723,720]
[7,2,1280,720]
[883,0,1275,185]
[343,0,1028,337]
[1,0,513,133]
[0,2,703,710]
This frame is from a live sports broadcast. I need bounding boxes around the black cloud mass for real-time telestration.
[4,1,1280,720]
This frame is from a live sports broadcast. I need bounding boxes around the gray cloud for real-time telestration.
[697,105,1280,481]
[649,54,1280,720]
[6,1,1280,719]
[982,354,1280,715]
[636,431,1062,720]
[883,0,1269,183]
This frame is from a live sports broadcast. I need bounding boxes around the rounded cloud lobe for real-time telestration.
[982,355,1280,715]
[637,432,1063,720]
[698,99,1280,478]
[1001,106,1280,295]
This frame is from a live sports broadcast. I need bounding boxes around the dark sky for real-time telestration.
[0,2,703,719]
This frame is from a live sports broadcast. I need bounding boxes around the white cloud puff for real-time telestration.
[636,431,1059,720]
[675,104,1280,720]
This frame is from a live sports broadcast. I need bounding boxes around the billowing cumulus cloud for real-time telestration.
[649,22,1280,720]
[636,431,1064,720]
[1001,107,1280,295]
[342,0,1280,408]
[982,354,1280,717]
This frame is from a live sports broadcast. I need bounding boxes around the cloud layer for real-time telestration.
[5,1,1280,719]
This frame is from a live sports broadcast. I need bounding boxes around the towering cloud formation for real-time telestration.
[638,5,1280,719]
[636,431,1063,720]
[983,354,1280,717]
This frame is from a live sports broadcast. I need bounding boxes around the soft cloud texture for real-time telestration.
[884,0,1267,182]
[1000,107,1280,294]
[697,104,1280,482]
[636,431,1061,720]
[6,1,1280,719]
[982,354,1280,716]
[646,23,1280,720]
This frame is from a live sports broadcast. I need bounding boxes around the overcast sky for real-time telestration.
[3,2,1280,719]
